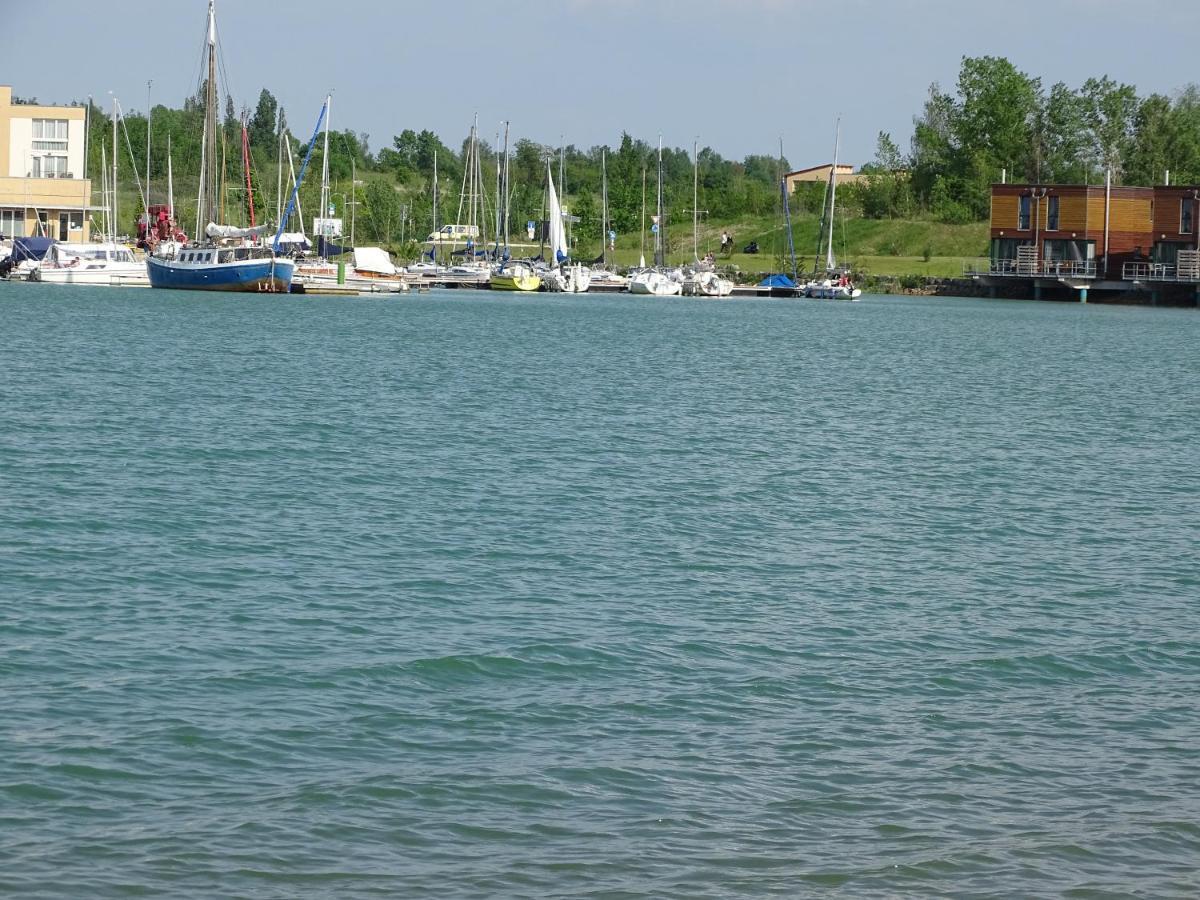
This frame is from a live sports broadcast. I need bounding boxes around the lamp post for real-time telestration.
[1032,187,1047,274]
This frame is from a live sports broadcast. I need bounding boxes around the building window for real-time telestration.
[1047,196,1060,231]
[0,208,25,238]
[32,155,68,178]
[1181,199,1194,235]
[1018,195,1031,230]
[32,118,69,152]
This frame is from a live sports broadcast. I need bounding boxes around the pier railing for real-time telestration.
[964,259,1097,279]
[1121,262,1200,283]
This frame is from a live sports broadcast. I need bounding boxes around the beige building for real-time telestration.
[0,85,91,242]
[784,163,864,194]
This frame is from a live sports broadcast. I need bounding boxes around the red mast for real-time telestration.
[241,116,256,227]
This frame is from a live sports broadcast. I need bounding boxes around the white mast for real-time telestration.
[167,133,174,221]
[601,147,608,268]
[100,144,109,239]
[111,96,118,241]
[825,118,841,272]
[145,80,152,211]
[319,93,331,252]
[275,120,283,229]
[285,137,305,235]
[471,114,478,241]
[654,134,664,267]
[692,138,699,262]
[500,122,510,255]
[639,165,646,269]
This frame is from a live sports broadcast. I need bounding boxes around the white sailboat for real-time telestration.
[589,148,627,288]
[630,138,681,296]
[30,97,148,286]
[30,242,147,286]
[542,162,590,292]
[805,119,861,301]
[489,123,541,292]
[681,138,733,298]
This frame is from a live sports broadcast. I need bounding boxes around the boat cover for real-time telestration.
[758,274,797,288]
[352,247,396,276]
[11,236,54,261]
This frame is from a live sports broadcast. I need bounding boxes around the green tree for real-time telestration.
[1081,76,1138,180]
[1037,82,1091,183]
[249,89,278,150]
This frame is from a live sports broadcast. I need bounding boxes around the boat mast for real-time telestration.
[202,0,217,229]
[692,138,699,262]
[275,119,283,228]
[100,144,109,240]
[601,148,608,268]
[780,137,797,281]
[825,118,840,272]
[469,115,478,241]
[559,138,567,252]
[500,121,510,255]
[639,165,646,267]
[167,133,174,223]
[432,149,438,235]
[145,80,152,212]
[494,127,501,254]
[319,93,332,253]
[241,115,255,227]
[111,96,118,240]
[654,135,664,268]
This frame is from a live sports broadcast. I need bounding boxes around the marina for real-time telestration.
[4,3,1200,898]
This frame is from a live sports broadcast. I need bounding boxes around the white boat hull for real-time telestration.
[31,265,149,287]
[629,271,682,296]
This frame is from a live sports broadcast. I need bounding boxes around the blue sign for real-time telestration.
[527,220,535,230]
[650,223,659,234]
[608,230,616,241]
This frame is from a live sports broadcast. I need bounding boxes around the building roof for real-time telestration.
[785,163,856,178]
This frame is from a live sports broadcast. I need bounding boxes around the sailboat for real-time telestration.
[758,138,803,297]
[804,119,862,301]
[589,148,627,288]
[489,125,541,292]
[32,97,148,286]
[542,162,590,293]
[630,138,681,296]
[681,139,733,297]
[147,0,294,293]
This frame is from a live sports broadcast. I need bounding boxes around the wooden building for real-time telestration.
[1149,186,1200,269]
[988,184,1153,278]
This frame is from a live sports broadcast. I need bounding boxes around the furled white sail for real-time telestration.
[205,222,270,240]
[547,166,568,264]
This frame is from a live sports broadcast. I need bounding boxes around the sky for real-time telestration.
[7,0,1200,168]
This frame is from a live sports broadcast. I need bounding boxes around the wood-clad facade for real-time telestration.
[988,184,1154,277]
[1149,186,1200,267]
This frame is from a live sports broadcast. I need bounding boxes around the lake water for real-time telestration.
[2,285,1198,898]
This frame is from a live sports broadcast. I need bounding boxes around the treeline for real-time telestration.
[85,86,789,248]
[853,55,1200,223]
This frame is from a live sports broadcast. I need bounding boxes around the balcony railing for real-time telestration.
[964,259,1097,278]
[1121,262,1200,283]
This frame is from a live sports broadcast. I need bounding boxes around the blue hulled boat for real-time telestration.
[148,1,303,295]
[147,240,293,292]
